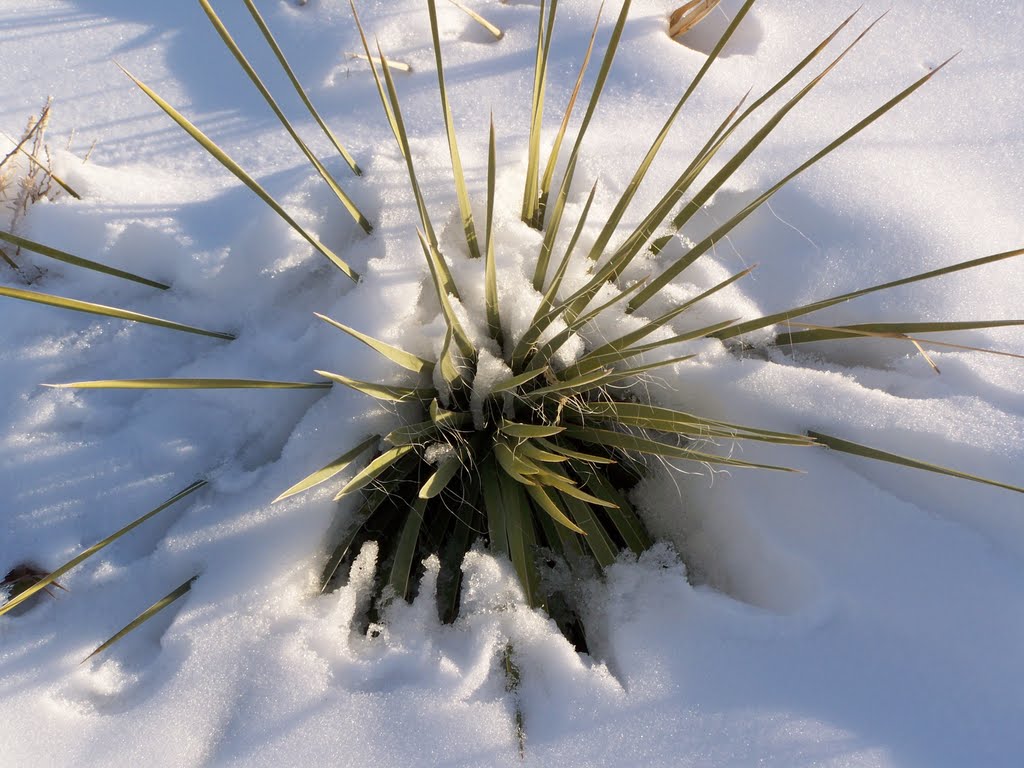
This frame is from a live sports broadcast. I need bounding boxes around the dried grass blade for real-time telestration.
[668,0,719,39]
[445,0,503,39]
[0,245,18,270]
[0,285,234,340]
[348,52,412,72]
[1,137,80,199]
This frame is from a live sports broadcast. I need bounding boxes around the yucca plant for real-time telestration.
[1,0,1022,665]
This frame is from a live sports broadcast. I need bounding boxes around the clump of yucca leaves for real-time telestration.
[1,0,1023,659]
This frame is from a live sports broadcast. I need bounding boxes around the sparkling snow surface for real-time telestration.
[1,1,1023,765]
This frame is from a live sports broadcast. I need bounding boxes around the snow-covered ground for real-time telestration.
[1,0,1022,765]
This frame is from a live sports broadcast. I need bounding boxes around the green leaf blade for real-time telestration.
[0,481,206,617]
[274,435,380,502]
[118,64,359,281]
[0,285,234,340]
[0,231,169,289]
[315,370,437,402]
[316,313,434,375]
[84,575,198,662]
[46,378,330,390]
[810,431,1024,495]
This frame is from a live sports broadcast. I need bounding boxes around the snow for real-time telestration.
[2,0,1023,765]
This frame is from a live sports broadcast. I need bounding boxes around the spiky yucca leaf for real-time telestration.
[197,0,370,233]
[84,575,198,662]
[775,319,1024,346]
[19,0,1024,680]
[275,436,380,502]
[118,65,360,281]
[484,116,502,345]
[810,432,1024,495]
[45,378,331,390]
[316,313,435,375]
[0,231,168,289]
[0,481,205,617]
[580,0,757,267]
[0,285,234,340]
[427,0,482,259]
[629,51,960,312]
[242,0,361,175]
[778,321,1024,364]
[521,0,557,226]
[716,247,1024,341]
